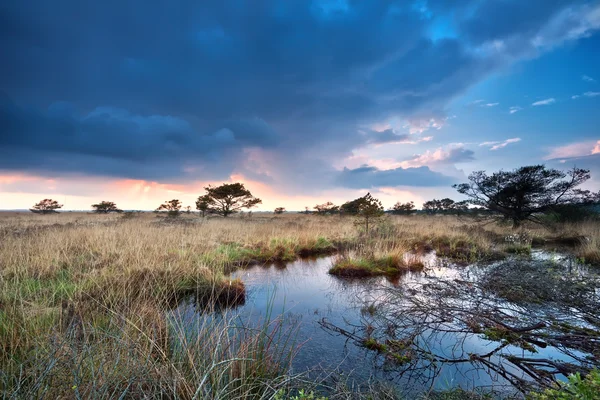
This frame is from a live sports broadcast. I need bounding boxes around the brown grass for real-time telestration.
[0,211,598,397]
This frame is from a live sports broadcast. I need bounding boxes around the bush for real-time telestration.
[529,370,600,399]
[543,204,599,223]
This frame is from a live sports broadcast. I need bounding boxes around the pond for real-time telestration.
[173,250,599,397]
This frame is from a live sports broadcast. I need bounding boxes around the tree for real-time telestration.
[454,165,596,228]
[199,183,262,217]
[313,201,339,215]
[390,201,415,215]
[156,199,182,217]
[30,199,63,214]
[91,201,122,213]
[348,193,384,234]
[340,197,367,215]
[274,207,286,214]
[422,198,468,214]
[196,195,210,217]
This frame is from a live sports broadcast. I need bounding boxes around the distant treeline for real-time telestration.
[28,165,600,227]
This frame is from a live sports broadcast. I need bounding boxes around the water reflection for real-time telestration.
[173,251,598,396]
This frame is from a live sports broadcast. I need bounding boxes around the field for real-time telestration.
[1,211,599,398]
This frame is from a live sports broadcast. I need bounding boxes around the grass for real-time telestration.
[329,253,424,277]
[0,211,599,397]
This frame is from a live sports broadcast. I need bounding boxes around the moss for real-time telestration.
[388,353,412,365]
[363,338,387,353]
[482,327,537,352]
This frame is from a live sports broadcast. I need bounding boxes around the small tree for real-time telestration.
[313,201,339,215]
[156,199,182,217]
[274,207,286,214]
[30,199,63,214]
[348,193,384,234]
[454,165,596,228]
[390,201,415,215]
[196,195,210,217]
[422,198,468,214]
[91,201,122,213]
[340,197,367,215]
[199,183,262,217]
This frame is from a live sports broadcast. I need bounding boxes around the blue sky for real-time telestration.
[1,0,599,210]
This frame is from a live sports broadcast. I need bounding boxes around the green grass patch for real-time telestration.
[329,254,423,278]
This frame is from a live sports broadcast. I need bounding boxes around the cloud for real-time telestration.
[363,129,411,145]
[335,165,454,189]
[404,117,448,134]
[545,140,600,159]
[582,75,597,82]
[479,138,521,151]
[484,102,499,107]
[400,145,475,168]
[1,0,599,194]
[509,106,523,114]
[571,91,600,99]
[532,98,556,106]
[0,98,278,181]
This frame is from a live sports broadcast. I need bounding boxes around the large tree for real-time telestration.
[30,199,63,214]
[199,183,262,217]
[91,201,122,213]
[454,165,597,227]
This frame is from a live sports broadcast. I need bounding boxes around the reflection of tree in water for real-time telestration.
[320,259,600,394]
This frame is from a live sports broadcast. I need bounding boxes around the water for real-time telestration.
[174,251,598,396]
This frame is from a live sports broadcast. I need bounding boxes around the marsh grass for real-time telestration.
[1,212,598,397]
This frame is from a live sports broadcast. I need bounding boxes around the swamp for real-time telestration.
[1,212,599,399]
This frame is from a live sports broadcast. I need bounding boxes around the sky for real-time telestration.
[1,0,600,211]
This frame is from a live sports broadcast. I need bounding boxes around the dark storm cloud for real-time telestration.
[0,96,275,180]
[336,165,454,189]
[0,0,594,189]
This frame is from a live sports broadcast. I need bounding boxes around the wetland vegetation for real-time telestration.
[1,207,599,398]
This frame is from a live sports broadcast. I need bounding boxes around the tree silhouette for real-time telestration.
[274,207,286,214]
[156,199,182,217]
[30,199,63,214]
[91,201,122,213]
[196,195,210,217]
[422,198,468,214]
[199,183,261,217]
[390,201,415,215]
[454,165,596,227]
[313,202,339,215]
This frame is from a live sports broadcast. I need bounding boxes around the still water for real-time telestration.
[174,251,594,396]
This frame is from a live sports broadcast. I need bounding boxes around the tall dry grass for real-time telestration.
[0,211,597,398]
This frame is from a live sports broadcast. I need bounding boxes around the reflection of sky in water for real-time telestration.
[173,252,594,396]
